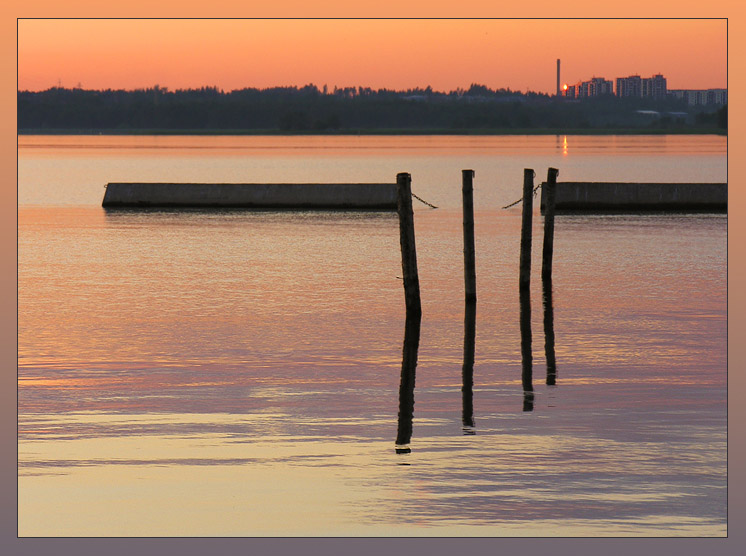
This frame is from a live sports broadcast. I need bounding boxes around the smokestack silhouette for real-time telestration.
[556,59,561,97]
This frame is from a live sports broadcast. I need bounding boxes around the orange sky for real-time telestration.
[17,18,727,94]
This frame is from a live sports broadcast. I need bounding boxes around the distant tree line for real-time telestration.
[17,84,727,132]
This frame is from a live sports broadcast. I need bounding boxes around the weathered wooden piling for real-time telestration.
[462,170,477,303]
[462,301,477,432]
[519,169,534,292]
[397,172,422,317]
[542,168,559,282]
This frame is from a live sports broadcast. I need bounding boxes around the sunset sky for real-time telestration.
[17,18,727,94]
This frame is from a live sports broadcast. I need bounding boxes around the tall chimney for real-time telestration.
[556,59,561,97]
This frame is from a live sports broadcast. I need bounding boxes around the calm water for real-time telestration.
[18,135,727,536]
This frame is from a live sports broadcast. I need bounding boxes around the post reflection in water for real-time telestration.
[519,287,534,412]
[543,277,558,385]
[395,311,422,454]
[461,301,477,434]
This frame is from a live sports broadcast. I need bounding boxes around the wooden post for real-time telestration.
[462,169,477,303]
[542,168,559,282]
[519,169,534,292]
[396,172,421,317]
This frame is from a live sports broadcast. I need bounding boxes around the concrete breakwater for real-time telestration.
[102,182,398,209]
[540,182,727,213]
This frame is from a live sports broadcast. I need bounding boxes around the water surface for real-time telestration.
[18,135,727,536]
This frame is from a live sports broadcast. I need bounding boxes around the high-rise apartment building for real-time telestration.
[616,75,642,98]
[617,74,667,99]
[566,77,613,98]
[590,77,614,96]
[642,74,667,100]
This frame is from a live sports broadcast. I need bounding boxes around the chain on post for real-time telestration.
[502,183,542,210]
[411,191,438,209]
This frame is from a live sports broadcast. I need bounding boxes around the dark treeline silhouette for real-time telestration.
[18,84,726,132]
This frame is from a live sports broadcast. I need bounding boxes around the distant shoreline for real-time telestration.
[17,127,727,136]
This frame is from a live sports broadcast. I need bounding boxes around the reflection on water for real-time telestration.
[395,312,422,454]
[520,287,534,412]
[543,277,557,386]
[461,302,476,433]
[397,299,477,447]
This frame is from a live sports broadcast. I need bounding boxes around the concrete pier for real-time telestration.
[102,182,398,210]
[540,182,727,213]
